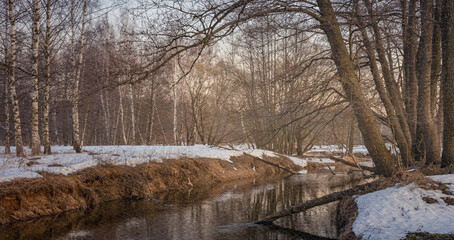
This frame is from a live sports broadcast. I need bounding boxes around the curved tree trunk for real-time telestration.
[356,3,411,167]
[316,0,396,177]
[364,0,412,151]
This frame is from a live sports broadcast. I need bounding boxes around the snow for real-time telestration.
[353,174,454,239]
[0,145,308,182]
[307,145,370,155]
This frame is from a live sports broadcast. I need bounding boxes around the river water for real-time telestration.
[1,173,363,240]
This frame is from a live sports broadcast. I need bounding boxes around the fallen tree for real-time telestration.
[256,178,389,224]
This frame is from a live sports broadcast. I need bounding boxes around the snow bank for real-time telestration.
[308,145,370,155]
[0,145,307,182]
[353,174,454,239]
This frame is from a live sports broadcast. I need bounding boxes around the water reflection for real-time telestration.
[0,173,361,240]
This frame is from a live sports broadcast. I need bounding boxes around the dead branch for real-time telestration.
[243,153,298,175]
[329,156,376,172]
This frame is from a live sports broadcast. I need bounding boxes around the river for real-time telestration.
[0,172,363,240]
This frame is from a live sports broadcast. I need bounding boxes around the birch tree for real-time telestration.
[31,0,41,155]
[8,0,24,157]
[2,4,10,154]
[43,0,53,154]
[71,0,88,153]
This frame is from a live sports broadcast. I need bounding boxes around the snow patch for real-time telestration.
[0,145,307,182]
[353,175,454,240]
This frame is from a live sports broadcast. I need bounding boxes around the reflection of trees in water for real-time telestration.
[0,174,360,240]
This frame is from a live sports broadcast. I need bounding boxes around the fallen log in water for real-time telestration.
[329,156,376,173]
[256,179,385,224]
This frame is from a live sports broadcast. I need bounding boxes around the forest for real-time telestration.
[1,0,453,177]
[1,1,454,239]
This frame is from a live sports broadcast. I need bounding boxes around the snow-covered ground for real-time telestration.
[0,145,308,183]
[353,174,454,239]
[307,145,370,155]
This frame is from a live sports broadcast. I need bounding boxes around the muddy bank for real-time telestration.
[0,175,289,240]
[0,154,302,224]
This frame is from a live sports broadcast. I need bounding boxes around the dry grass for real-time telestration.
[337,196,361,240]
[0,154,301,224]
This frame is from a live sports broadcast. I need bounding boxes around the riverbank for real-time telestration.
[337,172,454,240]
[0,153,302,224]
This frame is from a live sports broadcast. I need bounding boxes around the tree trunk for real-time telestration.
[316,0,396,177]
[118,86,127,145]
[43,0,51,154]
[417,0,441,166]
[347,115,355,154]
[441,0,454,167]
[432,0,442,118]
[81,101,90,147]
[173,67,178,145]
[364,0,412,149]
[147,80,156,145]
[402,0,419,146]
[8,0,24,157]
[31,0,41,155]
[356,4,411,166]
[71,0,87,153]
[100,90,110,144]
[3,14,10,154]
[129,83,136,145]
[256,180,386,224]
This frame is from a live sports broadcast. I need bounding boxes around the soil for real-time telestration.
[0,154,302,224]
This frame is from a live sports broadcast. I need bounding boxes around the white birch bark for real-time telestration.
[72,0,87,153]
[129,83,136,145]
[118,86,127,145]
[43,0,52,154]
[3,13,10,154]
[147,80,156,144]
[31,0,41,155]
[100,90,110,143]
[173,60,178,145]
[8,0,24,157]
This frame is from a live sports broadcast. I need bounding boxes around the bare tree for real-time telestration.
[43,0,53,154]
[71,0,88,153]
[416,0,441,165]
[31,0,41,155]
[8,0,24,157]
[441,0,454,167]
[2,3,11,154]
[317,0,396,176]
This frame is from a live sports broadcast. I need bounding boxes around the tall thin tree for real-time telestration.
[71,0,88,153]
[8,0,24,157]
[441,0,454,167]
[31,0,41,155]
[416,0,441,165]
[43,0,52,154]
